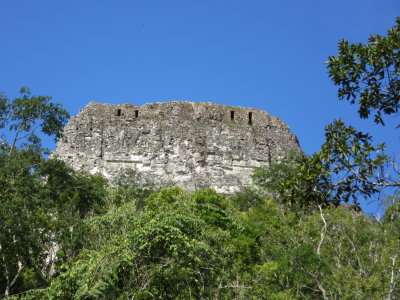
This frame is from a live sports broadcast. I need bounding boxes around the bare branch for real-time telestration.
[317,205,327,256]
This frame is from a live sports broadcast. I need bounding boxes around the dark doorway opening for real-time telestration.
[248,112,253,125]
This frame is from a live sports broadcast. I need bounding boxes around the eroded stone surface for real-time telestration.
[53,101,301,193]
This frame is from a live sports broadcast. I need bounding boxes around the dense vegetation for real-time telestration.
[1,18,399,299]
[1,160,399,299]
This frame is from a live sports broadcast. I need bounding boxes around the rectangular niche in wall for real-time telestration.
[248,112,253,125]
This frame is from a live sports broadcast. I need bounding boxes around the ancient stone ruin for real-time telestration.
[54,101,301,193]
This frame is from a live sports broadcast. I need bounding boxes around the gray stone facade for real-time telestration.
[53,101,301,193]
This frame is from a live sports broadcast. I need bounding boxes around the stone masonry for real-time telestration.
[53,101,301,194]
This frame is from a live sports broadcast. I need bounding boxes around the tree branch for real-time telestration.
[317,205,327,255]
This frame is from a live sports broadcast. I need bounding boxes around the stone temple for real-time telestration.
[53,101,301,194]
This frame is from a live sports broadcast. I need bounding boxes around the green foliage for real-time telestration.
[0,88,106,297]
[254,120,388,207]
[383,192,400,232]
[0,151,109,297]
[38,159,109,272]
[252,153,328,208]
[111,167,156,206]
[319,119,388,203]
[240,200,400,298]
[39,158,108,217]
[40,188,258,299]
[3,29,400,298]
[0,87,68,297]
[327,18,400,125]
[0,87,69,152]
[12,185,396,299]
[231,186,265,211]
[0,149,51,297]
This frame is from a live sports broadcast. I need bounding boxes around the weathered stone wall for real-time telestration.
[53,101,301,193]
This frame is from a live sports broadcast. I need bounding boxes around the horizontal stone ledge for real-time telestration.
[105,160,141,163]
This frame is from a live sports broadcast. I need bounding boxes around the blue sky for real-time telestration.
[1,1,399,214]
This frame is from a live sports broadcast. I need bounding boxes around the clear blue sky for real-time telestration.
[1,1,399,214]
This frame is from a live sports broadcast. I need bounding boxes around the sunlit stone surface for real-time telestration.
[54,101,301,193]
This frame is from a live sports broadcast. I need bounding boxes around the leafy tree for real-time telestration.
[383,192,400,228]
[0,148,51,297]
[111,167,156,207]
[0,88,69,297]
[252,152,329,208]
[3,18,400,298]
[38,188,259,299]
[0,88,109,297]
[0,87,69,153]
[240,200,400,299]
[327,17,400,126]
[249,19,400,297]
[231,186,264,211]
[253,119,389,207]
[12,187,400,299]
[319,119,389,202]
[37,159,108,272]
